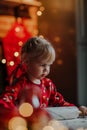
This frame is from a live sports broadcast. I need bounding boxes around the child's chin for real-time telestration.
[40,76,45,79]
[41,74,47,78]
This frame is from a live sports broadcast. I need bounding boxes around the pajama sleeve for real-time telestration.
[46,79,75,107]
[0,82,21,109]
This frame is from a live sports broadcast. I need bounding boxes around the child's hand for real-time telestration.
[79,106,87,116]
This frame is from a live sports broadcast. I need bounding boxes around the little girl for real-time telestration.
[0,36,87,115]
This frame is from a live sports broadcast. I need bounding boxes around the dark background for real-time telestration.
[38,0,77,105]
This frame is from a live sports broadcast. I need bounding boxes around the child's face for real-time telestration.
[27,60,53,80]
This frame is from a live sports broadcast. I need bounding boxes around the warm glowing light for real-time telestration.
[15,126,28,130]
[37,11,42,16]
[48,119,68,130]
[17,17,23,24]
[40,6,45,11]
[14,52,19,57]
[15,26,25,38]
[15,27,20,32]
[54,36,61,42]
[1,58,6,64]
[9,61,14,66]
[57,59,63,65]
[18,41,23,46]
[42,125,54,130]
[8,116,27,130]
[19,102,33,117]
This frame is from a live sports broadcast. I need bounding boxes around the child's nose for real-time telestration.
[44,66,50,72]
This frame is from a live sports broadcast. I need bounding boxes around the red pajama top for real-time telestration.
[0,73,74,109]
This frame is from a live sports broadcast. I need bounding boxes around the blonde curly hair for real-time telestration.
[20,36,55,64]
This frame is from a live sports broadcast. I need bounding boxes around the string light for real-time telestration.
[1,58,6,64]
[14,52,19,57]
[18,41,23,46]
[39,6,45,12]
[9,61,15,66]
[37,10,42,16]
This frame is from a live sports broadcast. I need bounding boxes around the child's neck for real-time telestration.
[28,75,41,85]
[32,79,41,84]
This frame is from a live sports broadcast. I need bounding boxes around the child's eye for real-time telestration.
[40,64,46,67]
[40,64,51,67]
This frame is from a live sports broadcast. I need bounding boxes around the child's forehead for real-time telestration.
[39,59,54,64]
